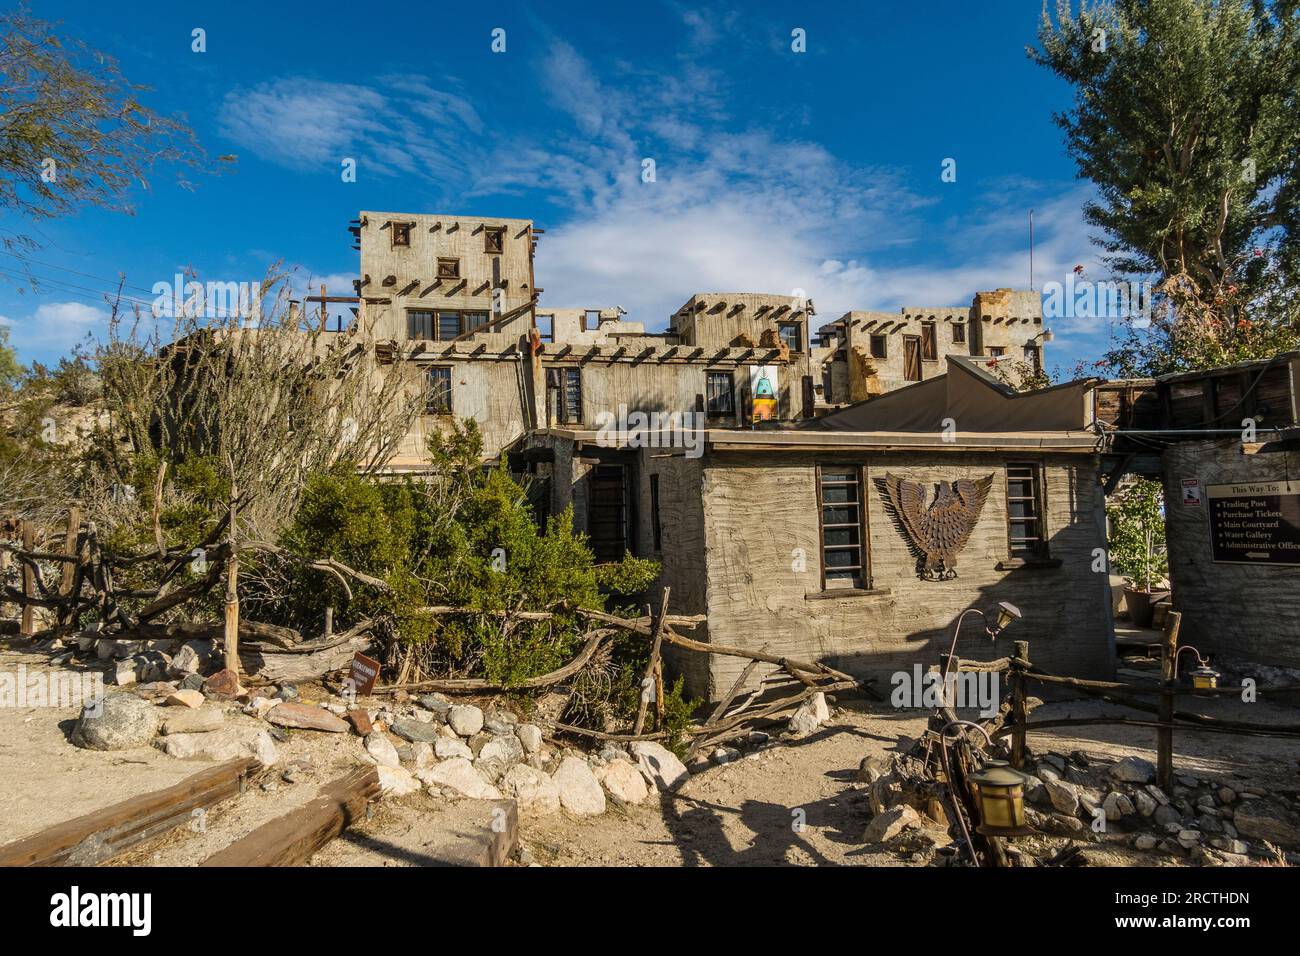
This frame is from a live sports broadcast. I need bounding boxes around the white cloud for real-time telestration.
[0,301,109,356]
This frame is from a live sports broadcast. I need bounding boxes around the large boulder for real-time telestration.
[552,756,606,816]
[501,764,561,815]
[594,759,649,805]
[377,765,420,797]
[434,737,474,760]
[1109,756,1156,785]
[629,741,689,792]
[416,757,501,800]
[863,805,921,844]
[265,702,349,733]
[448,704,484,737]
[515,723,543,754]
[71,693,159,751]
[786,692,831,737]
[1234,801,1300,846]
[159,708,224,735]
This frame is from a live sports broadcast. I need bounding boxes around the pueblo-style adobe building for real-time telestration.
[302,210,1110,697]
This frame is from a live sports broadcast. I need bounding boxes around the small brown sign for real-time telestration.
[349,652,381,696]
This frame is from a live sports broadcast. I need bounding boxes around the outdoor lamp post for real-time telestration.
[940,601,1023,686]
[968,763,1035,837]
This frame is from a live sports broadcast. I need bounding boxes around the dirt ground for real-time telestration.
[2,638,1298,866]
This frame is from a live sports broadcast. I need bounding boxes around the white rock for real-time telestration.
[448,704,484,737]
[434,737,474,760]
[377,765,420,797]
[1045,778,1080,816]
[1104,791,1136,821]
[478,735,524,767]
[501,764,561,814]
[864,804,921,843]
[711,746,740,765]
[552,756,606,816]
[365,731,401,768]
[158,731,246,762]
[240,729,279,767]
[515,723,543,754]
[1110,756,1156,784]
[629,741,689,792]
[415,757,501,799]
[786,691,831,736]
[242,696,277,719]
[595,759,649,805]
[409,741,435,770]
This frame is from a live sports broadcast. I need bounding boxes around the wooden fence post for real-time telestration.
[60,508,80,595]
[632,588,670,736]
[20,520,35,637]
[1010,640,1029,770]
[1157,611,1182,791]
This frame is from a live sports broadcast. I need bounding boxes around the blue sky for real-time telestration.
[1,0,1126,375]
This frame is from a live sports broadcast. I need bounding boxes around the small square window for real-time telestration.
[484,227,505,254]
[391,222,411,247]
[437,257,460,280]
[870,334,888,359]
[706,371,735,417]
[952,322,967,344]
[989,346,1005,358]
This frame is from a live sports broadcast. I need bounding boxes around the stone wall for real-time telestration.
[689,450,1114,698]
[1162,438,1300,667]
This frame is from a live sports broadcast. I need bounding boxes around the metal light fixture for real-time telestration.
[1042,328,1055,343]
[1190,664,1220,698]
[989,601,1022,636]
[1175,645,1220,698]
[968,762,1035,837]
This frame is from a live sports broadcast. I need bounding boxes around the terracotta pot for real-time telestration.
[1123,587,1171,628]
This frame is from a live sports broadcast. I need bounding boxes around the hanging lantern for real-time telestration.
[990,601,1022,634]
[1190,665,1220,698]
[968,763,1034,837]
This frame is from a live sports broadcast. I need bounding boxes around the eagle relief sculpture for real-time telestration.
[876,473,994,580]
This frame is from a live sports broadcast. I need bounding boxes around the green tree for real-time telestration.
[1032,0,1300,375]
[0,7,231,252]
[1107,477,1168,589]
[0,325,21,391]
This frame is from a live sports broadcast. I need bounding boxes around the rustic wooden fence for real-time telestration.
[946,611,1300,791]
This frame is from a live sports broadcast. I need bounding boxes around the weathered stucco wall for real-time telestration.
[689,450,1114,698]
[1162,438,1300,667]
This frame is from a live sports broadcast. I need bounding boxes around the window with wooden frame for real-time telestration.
[407,310,435,340]
[988,346,1005,358]
[778,321,802,353]
[870,334,888,359]
[437,257,460,280]
[537,314,554,343]
[817,464,869,589]
[391,222,411,247]
[705,370,735,417]
[437,311,463,340]
[921,322,937,360]
[484,227,505,254]
[650,473,663,552]
[1024,344,1041,373]
[1006,462,1047,558]
[951,321,967,344]
[463,311,488,333]
[547,367,583,423]
[427,367,453,414]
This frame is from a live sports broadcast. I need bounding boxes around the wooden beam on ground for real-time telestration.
[200,766,380,867]
[1157,611,1181,791]
[0,758,258,867]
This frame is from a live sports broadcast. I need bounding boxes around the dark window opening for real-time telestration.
[706,370,735,417]
[547,367,583,423]
[437,257,460,280]
[484,227,505,254]
[818,465,868,589]
[588,464,631,562]
[650,473,662,552]
[921,322,937,360]
[870,334,888,359]
[1006,462,1047,558]
[438,311,462,340]
[407,310,435,340]
[427,367,452,414]
[391,222,411,247]
[952,321,966,344]
[989,346,1006,358]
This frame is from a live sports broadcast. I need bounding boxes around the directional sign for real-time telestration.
[1207,480,1300,566]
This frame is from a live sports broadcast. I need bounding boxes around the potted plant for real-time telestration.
[1107,478,1170,627]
